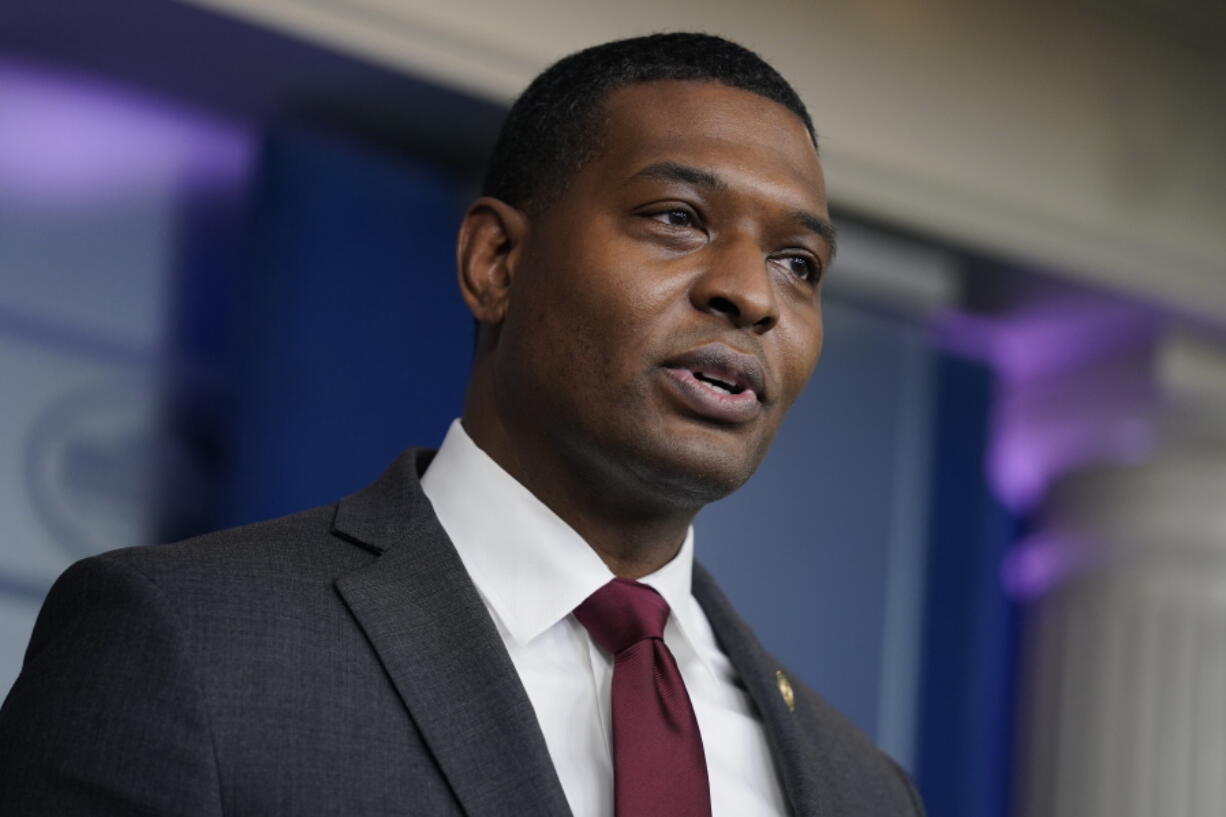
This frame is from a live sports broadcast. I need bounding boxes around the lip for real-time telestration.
[659,343,768,424]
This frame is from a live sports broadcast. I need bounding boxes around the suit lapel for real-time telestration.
[692,563,833,817]
[332,450,572,817]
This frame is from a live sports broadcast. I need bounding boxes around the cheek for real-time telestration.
[559,263,675,360]
[508,267,646,390]
[775,309,824,403]
[807,320,825,374]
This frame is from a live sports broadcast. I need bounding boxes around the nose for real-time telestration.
[689,237,779,333]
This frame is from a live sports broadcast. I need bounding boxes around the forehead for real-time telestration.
[583,80,827,212]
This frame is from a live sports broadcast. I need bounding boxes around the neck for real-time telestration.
[461,381,697,580]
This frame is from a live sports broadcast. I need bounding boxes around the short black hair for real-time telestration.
[481,32,816,213]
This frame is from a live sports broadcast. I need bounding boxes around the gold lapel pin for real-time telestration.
[774,670,795,712]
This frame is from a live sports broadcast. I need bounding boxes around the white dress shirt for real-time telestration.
[420,419,788,817]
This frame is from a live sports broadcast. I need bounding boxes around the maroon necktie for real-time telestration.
[574,578,712,817]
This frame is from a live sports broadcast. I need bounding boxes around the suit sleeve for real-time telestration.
[0,555,224,817]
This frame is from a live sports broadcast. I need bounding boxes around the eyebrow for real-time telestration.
[627,160,729,191]
[626,160,837,257]
[797,211,838,258]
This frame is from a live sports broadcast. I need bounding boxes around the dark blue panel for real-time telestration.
[220,128,471,525]
[915,355,1020,817]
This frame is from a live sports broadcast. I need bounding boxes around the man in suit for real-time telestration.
[0,33,924,816]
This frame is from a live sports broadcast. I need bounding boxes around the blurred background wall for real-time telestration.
[1,1,1223,815]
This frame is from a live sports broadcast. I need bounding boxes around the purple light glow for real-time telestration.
[1001,532,1092,600]
[0,61,253,207]
[937,297,1160,514]
[990,413,1155,511]
[936,299,1159,386]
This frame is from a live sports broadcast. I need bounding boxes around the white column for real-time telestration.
[1016,332,1226,817]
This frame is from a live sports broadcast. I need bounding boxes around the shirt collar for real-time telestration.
[420,419,701,654]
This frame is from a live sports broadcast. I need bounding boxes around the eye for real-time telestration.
[647,208,698,228]
[775,253,822,284]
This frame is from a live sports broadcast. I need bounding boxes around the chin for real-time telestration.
[622,426,765,507]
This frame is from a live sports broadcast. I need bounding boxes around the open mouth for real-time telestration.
[692,371,746,396]
[661,367,760,423]
[661,343,766,401]
[659,342,768,423]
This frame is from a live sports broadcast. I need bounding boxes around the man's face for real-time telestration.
[494,79,831,505]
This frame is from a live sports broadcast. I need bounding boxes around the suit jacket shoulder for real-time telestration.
[0,449,567,817]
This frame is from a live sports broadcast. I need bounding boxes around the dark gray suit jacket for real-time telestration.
[0,449,924,816]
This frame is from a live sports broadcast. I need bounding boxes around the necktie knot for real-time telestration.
[573,578,670,655]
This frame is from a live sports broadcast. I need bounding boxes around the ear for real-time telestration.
[456,197,528,326]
